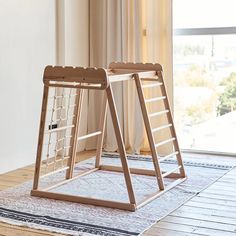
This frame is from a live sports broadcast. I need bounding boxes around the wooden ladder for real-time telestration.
[109,62,186,192]
[134,70,186,190]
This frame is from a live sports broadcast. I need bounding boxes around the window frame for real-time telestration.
[174,27,236,36]
[173,26,236,156]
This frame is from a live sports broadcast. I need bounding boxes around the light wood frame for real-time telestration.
[31,63,186,211]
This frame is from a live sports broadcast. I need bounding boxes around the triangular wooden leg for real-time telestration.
[106,85,136,205]
[33,85,49,190]
[95,91,108,168]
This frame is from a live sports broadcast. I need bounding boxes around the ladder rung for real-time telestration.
[145,96,166,103]
[162,166,181,178]
[78,131,102,141]
[152,124,172,133]
[142,82,163,88]
[45,125,75,134]
[159,151,179,162]
[141,77,159,82]
[149,110,169,118]
[155,138,175,148]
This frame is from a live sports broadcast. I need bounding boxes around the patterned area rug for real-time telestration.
[0,154,232,236]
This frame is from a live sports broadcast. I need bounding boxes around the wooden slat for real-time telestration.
[159,151,178,162]
[45,82,104,90]
[215,181,236,188]
[155,138,175,148]
[140,77,160,82]
[144,227,203,236]
[185,200,236,213]
[148,110,169,118]
[162,216,236,233]
[191,195,236,207]
[100,165,156,176]
[142,82,163,88]
[0,222,63,236]
[108,62,162,72]
[0,175,28,184]
[206,183,236,191]
[226,172,236,177]
[45,124,74,134]
[204,188,236,197]
[77,131,102,141]
[178,205,236,219]
[198,192,236,202]
[100,165,182,179]
[156,221,236,236]
[152,124,172,133]
[145,96,166,103]
[31,190,136,211]
[217,178,236,184]
[220,176,236,183]
[154,221,198,234]
[171,210,236,226]
[32,85,49,190]
[108,71,157,83]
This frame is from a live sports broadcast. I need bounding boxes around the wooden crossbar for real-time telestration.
[155,138,176,148]
[149,110,169,118]
[45,125,74,134]
[159,151,179,162]
[145,96,166,103]
[78,131,102,141]
[152,124,172,133]
[142,82,163,88]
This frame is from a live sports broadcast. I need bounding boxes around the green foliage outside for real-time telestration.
[185,95,216,124]
[174,63,218,126]
[175,65,214,88]
[217,72,236,116]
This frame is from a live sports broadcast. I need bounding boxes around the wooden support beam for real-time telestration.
[31,190,136,211]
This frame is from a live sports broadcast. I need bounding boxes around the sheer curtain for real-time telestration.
[86,0,173,154]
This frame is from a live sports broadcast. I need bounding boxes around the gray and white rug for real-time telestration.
[0,153,233,236]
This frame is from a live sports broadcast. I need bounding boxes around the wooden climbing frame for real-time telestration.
[31,62,186,211]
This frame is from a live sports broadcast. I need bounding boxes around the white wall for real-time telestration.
[0,1,56,173]
[0,0,89,173]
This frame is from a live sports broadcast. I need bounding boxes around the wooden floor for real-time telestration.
[0,151,236,236]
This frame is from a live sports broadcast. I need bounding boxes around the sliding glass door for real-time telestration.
[173,0,236,153]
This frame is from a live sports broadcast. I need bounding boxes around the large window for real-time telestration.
[173,0,236,153]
